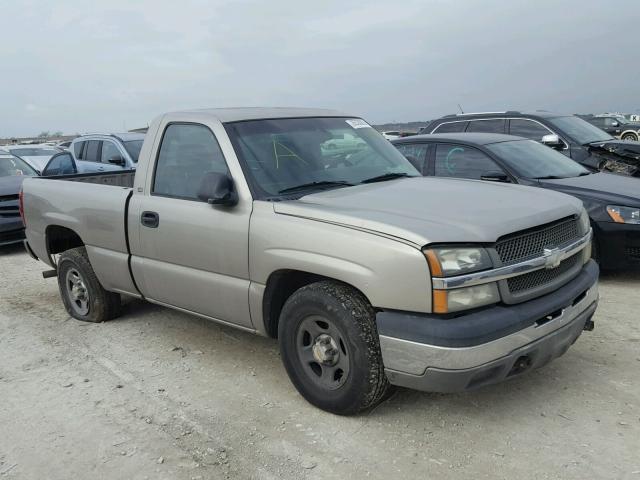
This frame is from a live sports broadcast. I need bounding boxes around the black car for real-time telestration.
[0,154,38,246]
[392,133,640,270]
[581,115,640,142]
[421,111,640,176]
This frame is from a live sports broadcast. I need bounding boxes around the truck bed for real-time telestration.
[40,169,136,188]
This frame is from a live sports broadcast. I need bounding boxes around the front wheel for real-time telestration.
[57,247,121,322]
[621,132,639,142]
[278,281,389,415]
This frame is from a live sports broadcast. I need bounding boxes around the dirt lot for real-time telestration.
[0,244,638,480]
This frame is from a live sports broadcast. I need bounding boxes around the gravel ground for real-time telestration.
[1,243,639,479]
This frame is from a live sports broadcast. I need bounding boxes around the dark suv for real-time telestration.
[422,111,640,176]
[581,114,640,142]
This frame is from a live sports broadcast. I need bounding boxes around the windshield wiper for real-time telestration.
[278,180,354,195]
[578,171,592,176]
[361,172,415,184]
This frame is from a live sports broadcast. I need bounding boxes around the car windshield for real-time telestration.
[548,116,613,144]
[225,117,419,198]
[9,147,59,156]
[487,140,589,179]
[0,155,38,177]
[123,140,143,162]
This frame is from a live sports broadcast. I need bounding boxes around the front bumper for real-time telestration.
[377,260,599,393]
[0,221,25,247]
[594,221,640,269]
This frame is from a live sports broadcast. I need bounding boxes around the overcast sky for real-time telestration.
[1,0,639,137]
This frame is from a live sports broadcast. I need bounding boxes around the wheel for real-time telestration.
[621,132,638,142]
[278,281,389,415]
[57,247,121,322]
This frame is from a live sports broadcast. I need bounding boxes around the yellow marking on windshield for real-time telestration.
[272,139,308,169]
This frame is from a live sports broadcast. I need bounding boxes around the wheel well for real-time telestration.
[46,225,84,256]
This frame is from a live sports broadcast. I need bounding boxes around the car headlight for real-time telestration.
[423,246,493,277]
[433,283,500,313]
[424,246,498,313]
[606,205,640,224]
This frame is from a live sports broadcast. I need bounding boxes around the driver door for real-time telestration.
[129,122,253,328]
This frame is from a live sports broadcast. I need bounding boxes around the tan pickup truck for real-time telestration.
[21,108,598,414]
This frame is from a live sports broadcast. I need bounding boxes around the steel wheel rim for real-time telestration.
[65,268,90,316]
[296,315,350,391]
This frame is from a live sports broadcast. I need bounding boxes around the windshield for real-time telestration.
[123,140,143,162]
[548,116,613,144]
[225,117,419,198]
[9,147,59,157]
[0,155,38,177]
[487,140,589,179]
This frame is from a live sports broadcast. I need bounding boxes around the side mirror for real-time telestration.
[108,156,126,166]
[611,121,619,127]
[197,172,238,206]
[541,133,564,150]
[480,171,510,183]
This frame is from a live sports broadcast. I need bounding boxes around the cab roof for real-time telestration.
[166,107,352,123]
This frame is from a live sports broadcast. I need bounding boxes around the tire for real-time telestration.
[57,247,121,322]
[278,281,389,415]
[621,132,638,142]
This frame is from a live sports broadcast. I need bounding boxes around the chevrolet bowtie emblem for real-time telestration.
[543,247,562,269]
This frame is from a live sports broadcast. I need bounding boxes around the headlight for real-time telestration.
[606,205,640,224]
[433,283,500,313]
[423,246,492,277]
[424,246,498,313]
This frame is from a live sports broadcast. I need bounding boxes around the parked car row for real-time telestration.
[21,108,600,414]
[420,110,640,176]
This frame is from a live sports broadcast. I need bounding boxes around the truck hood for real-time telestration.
[273,177,583,246]
[538,172,640,208]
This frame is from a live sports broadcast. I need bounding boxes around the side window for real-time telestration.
[394,143,429,174]
[509,119,552,141]
[434,144,501,180]
[153,123,230,200]
[590,118,605,128]
[603,117,618,127]
[84,140,101,162]
[100,141,122,163]
[432,121,468,133]
[74,141,85,159]
[43,153,76,176]
[466,119,505,133]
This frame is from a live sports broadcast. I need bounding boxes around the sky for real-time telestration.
[1,0,639,137]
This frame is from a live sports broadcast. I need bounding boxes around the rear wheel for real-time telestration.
[57,247,121,322]
[278,281,389,415]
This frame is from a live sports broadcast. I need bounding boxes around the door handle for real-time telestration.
[141,211,159,228]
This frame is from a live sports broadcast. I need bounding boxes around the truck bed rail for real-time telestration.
[38,170,135,188]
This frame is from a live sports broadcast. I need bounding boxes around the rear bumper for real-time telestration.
[377,261,599,393]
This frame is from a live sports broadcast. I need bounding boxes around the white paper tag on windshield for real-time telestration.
[345,118,371,129]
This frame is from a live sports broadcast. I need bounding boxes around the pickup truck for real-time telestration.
[21,108,599,415]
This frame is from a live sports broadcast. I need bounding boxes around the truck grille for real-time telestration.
[0,194,20,218]
[507,253,580,293]
[496,216,579,265]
